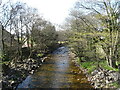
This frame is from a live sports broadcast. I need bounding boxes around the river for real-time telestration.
[17,46,92,88]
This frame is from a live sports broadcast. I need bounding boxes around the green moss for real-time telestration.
[37,53,44,57]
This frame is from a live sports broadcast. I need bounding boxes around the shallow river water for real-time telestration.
[17,47,92,88]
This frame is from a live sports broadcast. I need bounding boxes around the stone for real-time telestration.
[98,72,102,75]
[100,74,104,79]
[30,70,34,74]
[108,76,113,81]
[32,65,38,70]
[106,80,109,84]
[11,81,15,85]
[96,79,100,82]
[91,70,98,75]
[95,82,101,88]
[91,82,94,85]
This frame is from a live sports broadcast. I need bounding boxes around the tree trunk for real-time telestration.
[0,24,3,57]
[0,24,2,88]
[26,26,30,48]
[106,55,110,66]
[31,38,33,49]
[108,47,117,68]
[1,26,4,53]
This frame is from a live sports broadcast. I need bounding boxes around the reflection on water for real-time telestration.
[17,46,92,88]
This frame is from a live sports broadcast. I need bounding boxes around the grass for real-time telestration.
[79,58,119,73]
[116,61,120,65]
[99,61,118,71]
[79,60,97,74]
[111,81,120,88]
[0,61,10,65]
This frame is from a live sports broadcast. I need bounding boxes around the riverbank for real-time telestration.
[2,54,50,89]
[69,52,120,88]
[2,43,62,89]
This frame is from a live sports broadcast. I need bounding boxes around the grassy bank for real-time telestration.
[77,58,120,88]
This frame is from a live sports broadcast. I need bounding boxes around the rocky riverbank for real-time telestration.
[69,52,120,88]
[2,56,48,89]
[87,67,119,88]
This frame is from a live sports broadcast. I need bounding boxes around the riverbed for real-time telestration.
[17,46,92,88]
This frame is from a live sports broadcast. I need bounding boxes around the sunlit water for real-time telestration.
[17,47,92,88]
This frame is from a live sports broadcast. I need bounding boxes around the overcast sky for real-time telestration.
[11,0,77,25]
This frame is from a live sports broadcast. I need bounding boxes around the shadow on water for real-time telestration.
[17,46,92,88]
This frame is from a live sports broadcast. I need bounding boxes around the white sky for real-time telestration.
[1,0,78,30]
[14,0,77,25]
